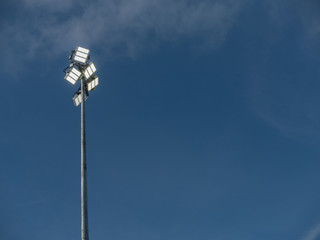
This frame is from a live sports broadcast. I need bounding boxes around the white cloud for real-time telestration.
[301,222,320,240]
[1,0,245,62]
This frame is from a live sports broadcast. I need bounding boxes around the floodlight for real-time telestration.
[73,92,88,107]
[65,67,81,85]
[84,62,97,80]
[73,46,90,64]
[73,93,82,107]
[87,77,99,91]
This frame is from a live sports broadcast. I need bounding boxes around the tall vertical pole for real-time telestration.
[81,78,89,240]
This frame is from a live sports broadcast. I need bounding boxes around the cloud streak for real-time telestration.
[1,0,244,61]
[301,222,320,240]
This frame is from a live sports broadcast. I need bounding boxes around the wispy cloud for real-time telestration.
[1,0,245,60]
[298,0,320,35]
[301,222,320,240]
[262,0,320,53]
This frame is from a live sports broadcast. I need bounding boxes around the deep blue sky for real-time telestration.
[1,0,320,240]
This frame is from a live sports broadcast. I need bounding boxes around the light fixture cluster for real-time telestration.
[63,46,99,106]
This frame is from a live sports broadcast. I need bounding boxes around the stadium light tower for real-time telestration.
[63,46,99,240]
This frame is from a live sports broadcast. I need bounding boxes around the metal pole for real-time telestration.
[81,78,89,240]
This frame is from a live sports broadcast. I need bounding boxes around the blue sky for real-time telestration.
[1,0,320,239]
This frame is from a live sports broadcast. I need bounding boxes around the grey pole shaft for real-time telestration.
[81,78,89,240]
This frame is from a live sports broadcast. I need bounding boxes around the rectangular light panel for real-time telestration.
[73,92,88,107]
[71,67,81,77]
[74,55,86,63]
[84,71,90,79]
[73,94,82,107]
[76,51,88,58]
[66,75,76,85]
[65,67,81,85]
[73,46,90,64]
[87,77,99,91]
[77,47,89,54]
[84,62,97,79]
[90,63,96,72]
